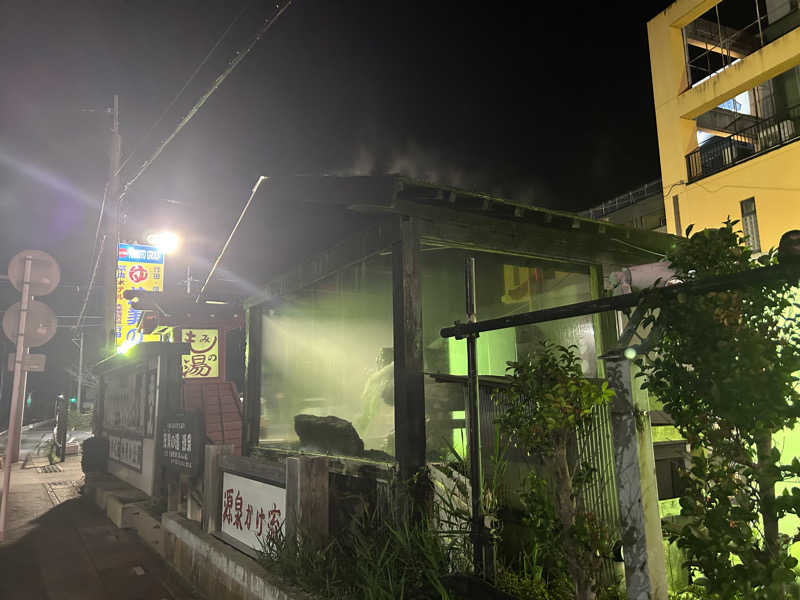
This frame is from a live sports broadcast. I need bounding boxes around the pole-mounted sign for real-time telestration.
[0,249,59,542]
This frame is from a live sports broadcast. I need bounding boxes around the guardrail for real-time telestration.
[686,105,800,182]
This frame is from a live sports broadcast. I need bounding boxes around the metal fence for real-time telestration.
[686,103,800,181]
[580,179,663,220]
[467,378,621,587]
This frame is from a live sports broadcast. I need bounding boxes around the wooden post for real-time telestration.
[167,478,180,513]
[604,357,667,600]
[391,218,426,507]
[244,305,263,454]
[285,456,329,548]
[203,444,234,533]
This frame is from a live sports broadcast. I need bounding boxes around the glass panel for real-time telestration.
[420,246,597,460]
[259,251,395,456]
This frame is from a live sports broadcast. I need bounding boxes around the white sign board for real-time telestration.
[108,435,143,471]
[220,471,286,553]
[7,353,46,372]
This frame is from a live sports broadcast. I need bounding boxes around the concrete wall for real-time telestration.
[648,0,800,250]
[162,513,310,600]
[660,143,800,250]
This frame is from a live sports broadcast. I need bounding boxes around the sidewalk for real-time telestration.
[0,455,202,599]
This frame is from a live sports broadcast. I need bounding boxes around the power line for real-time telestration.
[196,175,268,302]
[77,0,291,339]
[119,0,294,206]
[75,234,107,332]
[113,0,255,179]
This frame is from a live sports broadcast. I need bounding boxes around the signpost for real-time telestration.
[0,250,59,542]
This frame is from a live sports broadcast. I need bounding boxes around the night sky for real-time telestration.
[0,0,671,412]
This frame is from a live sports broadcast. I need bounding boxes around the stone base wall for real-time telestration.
[162,513,310,600]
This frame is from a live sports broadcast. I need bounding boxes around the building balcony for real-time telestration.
[686,103,800,181]
[685,0,800,88]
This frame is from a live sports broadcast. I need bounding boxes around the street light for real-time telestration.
[145,231,180,254]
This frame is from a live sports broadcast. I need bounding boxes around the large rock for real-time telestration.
[294,414,365,457]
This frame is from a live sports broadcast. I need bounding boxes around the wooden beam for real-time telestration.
[392,218,426,489]
[409,203,673,266]
[243,305,262,454]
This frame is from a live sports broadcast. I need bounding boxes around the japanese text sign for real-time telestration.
[108,434,143,472]
[181,328,219,379]
[220,472,285,553]
[160,412,204,475]
[116,243,165,346]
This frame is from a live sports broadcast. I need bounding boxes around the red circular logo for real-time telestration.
[128,265,148,284]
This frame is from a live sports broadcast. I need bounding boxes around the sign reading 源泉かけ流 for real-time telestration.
[220,471,285,553]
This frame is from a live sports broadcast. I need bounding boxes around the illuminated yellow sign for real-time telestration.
[181,328,220,379]
[116,243,164,346]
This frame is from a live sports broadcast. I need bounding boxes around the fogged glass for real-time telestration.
[420,246,597,460]
[259,252,395,456]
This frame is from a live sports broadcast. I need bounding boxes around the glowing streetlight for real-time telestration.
[146,231,180,254]
[117,340,134,355]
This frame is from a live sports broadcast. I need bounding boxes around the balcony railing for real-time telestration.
[685,0,800,87]
[686,104,800,182]
[581,179,663,220]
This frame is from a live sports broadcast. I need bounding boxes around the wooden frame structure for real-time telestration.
[238,175,677,486]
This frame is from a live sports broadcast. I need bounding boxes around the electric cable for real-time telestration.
[113,0,255,179]
[119,0,293,206]
[77,0,292,335]
[196,175,268,302]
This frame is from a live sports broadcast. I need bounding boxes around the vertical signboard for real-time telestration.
[116,243,165,346]
[160,411,205,475]
[181,328,220,378]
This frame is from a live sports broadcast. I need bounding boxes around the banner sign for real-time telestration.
[160,411,205,475]
[220,471,285,553]
[108,434,143,472]
[116,243,165,346]
[181,328,220,379]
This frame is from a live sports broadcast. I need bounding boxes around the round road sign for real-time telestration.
[7,250,61,297]
[2,300,58,347]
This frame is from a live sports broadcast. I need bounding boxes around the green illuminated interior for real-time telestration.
[258,245,598,462]
[259,252,395,454]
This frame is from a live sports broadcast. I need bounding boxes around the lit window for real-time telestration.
[740,198,761,252]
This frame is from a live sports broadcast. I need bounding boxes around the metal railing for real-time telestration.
[686,103,800,181]
[685,0,799,87]
[581,179,663,220]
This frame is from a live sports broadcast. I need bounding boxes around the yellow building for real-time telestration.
[648,0,800,251]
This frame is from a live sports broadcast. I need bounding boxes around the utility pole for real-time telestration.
[0,256,32,542]
[104,95,122,352]
[76,329,84,412]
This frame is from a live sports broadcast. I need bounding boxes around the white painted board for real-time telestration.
[220,471,286,553]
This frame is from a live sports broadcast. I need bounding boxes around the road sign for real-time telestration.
[7,353,46,373]
[7,250,60,296]
[2,300,57,347]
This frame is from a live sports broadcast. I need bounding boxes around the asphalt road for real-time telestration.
[0,420,92,460]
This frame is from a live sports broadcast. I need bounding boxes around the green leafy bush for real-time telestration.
[636,221,800,599]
